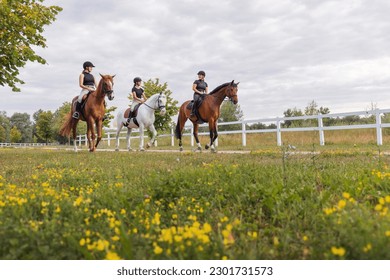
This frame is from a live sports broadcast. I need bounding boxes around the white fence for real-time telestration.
[0,143,57,148]
[74,108,390,147]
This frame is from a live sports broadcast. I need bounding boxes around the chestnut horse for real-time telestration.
[175,80,239,152]
[60,74,115,152]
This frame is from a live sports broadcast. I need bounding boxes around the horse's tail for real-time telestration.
[175,102,188,139]
[59,113,75,137]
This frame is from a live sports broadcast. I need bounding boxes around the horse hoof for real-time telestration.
[115,148,119,152]
[140,148,145,152]
[211,147,217,153]
[146,143,151,149]
[205,144,210,150]
[179,146,183,152]
[128,148,133,152]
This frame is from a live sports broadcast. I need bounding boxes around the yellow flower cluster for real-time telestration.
[323,192,356,215]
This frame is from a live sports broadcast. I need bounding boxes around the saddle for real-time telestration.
[187,95,206,124]
[72,93,91,119]
[123,104,142,127]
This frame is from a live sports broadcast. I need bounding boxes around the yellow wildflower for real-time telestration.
[79,238,86,246]
[273,237,279,246]
[375,204,383,211]
[342,192,350,199]
[363,243,372,253]
[338,200,346,209]
[105,251,121,260]
[331,246,346,257]
[153,245,163,255]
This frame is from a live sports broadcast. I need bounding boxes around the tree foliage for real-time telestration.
[35,110,53,143]
[10,126,22,142]
[0,0,62,91]
[218,101,244,131]
[10,112,32,142]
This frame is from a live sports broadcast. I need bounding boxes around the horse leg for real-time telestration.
[139,124,145,151]
[175,104,189,151]
[193,123,202,152]
[95,119,102,148]
[72,120,79,152]
[147,124,157,148]
[127,128,133,151]
[115,123,122,151]
[87,119,96,152]
[205,120,218,152]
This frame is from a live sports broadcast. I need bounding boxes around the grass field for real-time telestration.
[1,146,390,260]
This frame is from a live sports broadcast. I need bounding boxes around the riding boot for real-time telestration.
[72,102,82,119]
[190,101,196,117]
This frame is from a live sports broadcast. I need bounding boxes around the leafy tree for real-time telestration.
[135,78,179,132]
[0,0,62,92]
[10,126,22,143]
[0,125,6,142]
[35,110,54,144]
[103,105,117,128]
[0,111,10,142]
[10,112,32,142]
[218,101,243,131]
[283,107,303,128]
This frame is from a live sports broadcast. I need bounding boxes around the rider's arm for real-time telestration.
[141,93,147,102]
[192,83,202,94]
[205,86,209,94]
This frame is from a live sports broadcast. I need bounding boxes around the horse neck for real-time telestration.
[144,94,158,109]
[211,87,228,105]
[92,79,105,103]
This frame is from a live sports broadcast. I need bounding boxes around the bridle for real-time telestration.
[102,80,114,96]
[226,85,238,102]
[144,93,166,111]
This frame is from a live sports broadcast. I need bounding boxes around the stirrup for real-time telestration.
[72,112,79,119]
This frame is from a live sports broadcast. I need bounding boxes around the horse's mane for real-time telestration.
[209,82,234,95]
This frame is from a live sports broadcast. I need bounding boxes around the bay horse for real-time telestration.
[60,74,115,152]
[115,92,167,151]
[175,80,239,152]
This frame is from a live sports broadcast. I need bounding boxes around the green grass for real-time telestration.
[0,147,390,259]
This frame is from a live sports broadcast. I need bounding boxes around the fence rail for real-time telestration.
[0,143,57,148]
[71,108,390,147]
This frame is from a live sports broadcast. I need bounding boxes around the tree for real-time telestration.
[35,110,53,144]
[0,111,10,142]
[136,78,179,132]
[10,112,32,142]
[218,101,244,131]
[0,125,6,142]
[283,107,303,128]
[10,126,22,143]
[0,0,62,91]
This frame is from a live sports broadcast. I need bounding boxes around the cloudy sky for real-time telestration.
[2,0,390,122]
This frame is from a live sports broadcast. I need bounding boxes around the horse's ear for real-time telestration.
[236,82,240,85]
[112,74,116,78]
[100,73,104,78]
[230,80,235,85]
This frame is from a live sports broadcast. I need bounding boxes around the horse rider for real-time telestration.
[130,77,147,110]
[73,61,97,119]
[191,70,208,117]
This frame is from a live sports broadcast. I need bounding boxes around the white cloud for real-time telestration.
[2,0,390,122]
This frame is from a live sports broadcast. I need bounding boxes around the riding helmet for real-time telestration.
[133,77,142,83]
[197,70,206,76]
[83,61,95,69]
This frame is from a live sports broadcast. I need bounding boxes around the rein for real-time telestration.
[143,95,166,111]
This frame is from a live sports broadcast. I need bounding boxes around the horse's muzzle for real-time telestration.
[160,108,167,116]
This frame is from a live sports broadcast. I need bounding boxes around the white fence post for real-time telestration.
[276,118,282,146]
[171,126,175,146]
[85,134,88,147]
[242,121,247,147]
[376,109,383,145]
[318,113,325,146]
[107,132,111,147]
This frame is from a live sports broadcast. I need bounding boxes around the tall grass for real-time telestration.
[1,148,389,259]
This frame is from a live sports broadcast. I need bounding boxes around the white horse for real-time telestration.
[115,92,167,151]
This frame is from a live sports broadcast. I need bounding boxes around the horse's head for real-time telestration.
[156,92,167,115]
[100,74,115,101]
[226,80,239,104]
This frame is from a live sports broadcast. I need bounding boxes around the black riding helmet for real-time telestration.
[83,61,95,69]
[197,70,206,76]
[133,77,142,83]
